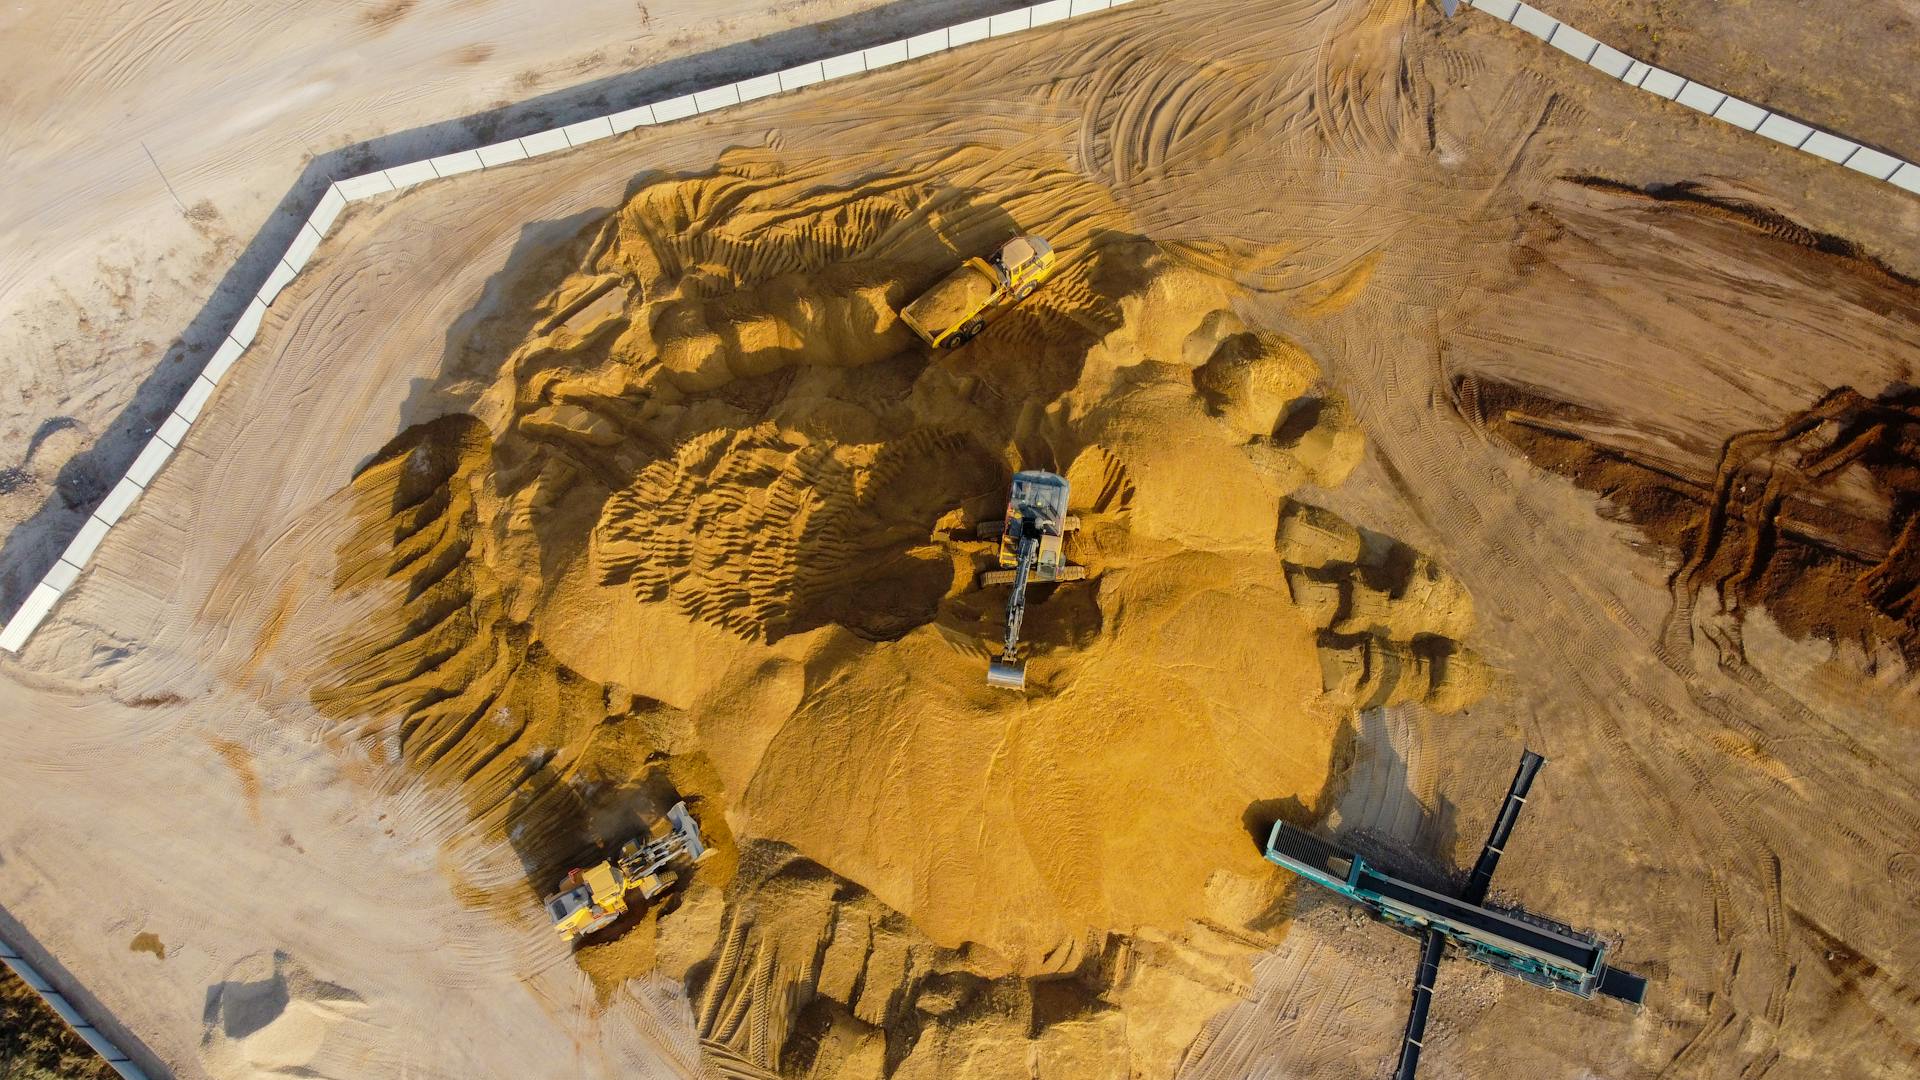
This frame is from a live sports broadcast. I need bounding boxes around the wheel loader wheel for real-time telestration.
[981,569,1017,587]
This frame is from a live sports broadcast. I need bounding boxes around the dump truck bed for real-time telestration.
[901,261,999,341]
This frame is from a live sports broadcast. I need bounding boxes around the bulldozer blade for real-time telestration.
[987,658,1027,690]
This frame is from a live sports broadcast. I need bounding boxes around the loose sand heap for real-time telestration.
[313,147,1482,1076]
[201,953,370,1078]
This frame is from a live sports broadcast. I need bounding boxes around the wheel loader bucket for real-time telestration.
[987,658,1027,690]
[667,800,709,862]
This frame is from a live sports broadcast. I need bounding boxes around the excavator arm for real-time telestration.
[987,528,1039,689]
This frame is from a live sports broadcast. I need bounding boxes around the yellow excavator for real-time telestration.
[899,235,1056,349]
[543,800,709,942]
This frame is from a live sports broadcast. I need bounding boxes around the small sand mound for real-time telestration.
[200,953,366,1080]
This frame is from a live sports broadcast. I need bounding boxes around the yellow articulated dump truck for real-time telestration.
[899,235,1055,349]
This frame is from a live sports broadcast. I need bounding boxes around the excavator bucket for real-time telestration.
[986,658,1027,690]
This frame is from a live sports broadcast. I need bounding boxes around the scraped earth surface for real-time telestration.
[1,2,1919,1079]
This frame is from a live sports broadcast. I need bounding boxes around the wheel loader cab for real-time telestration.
[545,859,630,938]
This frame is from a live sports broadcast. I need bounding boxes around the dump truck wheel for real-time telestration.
[1015,281,1037,300]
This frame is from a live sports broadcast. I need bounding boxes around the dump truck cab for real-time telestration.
[899,235,1055,349]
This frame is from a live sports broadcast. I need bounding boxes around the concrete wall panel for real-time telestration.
[124,435,176,488]
[1548,24,1600,62]
[92,477,145,526]
[907,30,950,58]
[694,84,743,112]
[202,338,246,384]
[61,516,112,570]
[989,10,1033,35]
[310,184,347,233]
[282,222,324,271]
[1801,130,1860,162]
[429,149,484,177]
[563,116,616,145]
[1030,1,1073,26]
[609,104,657,132]
[950,17,992,45]
[156,413,190,449]
[336,172,396,201]
[651,94,699,122]
[1755,113,1815,147]
[384,159,437,189]
[1674,81,1727,114]
[229,297,268,348]
[1510,4,1558,38]
[736,73,783,101]
[777,63,826,91]
[863,40,909,68]
[519,128,570,157]
[476,139,529,167]
[1845,146,1902,179]
[0,584,61,650]
[174,374,218,423]
[1588,43,1633,79]
[257,259,297,305]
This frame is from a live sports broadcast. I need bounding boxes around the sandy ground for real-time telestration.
[3,1,1920,1078]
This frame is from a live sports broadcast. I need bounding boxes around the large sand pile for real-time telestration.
[312,146,1482,1075]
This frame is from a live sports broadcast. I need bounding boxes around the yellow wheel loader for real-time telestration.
[899,235,1055,349]
[543,800,710,942]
